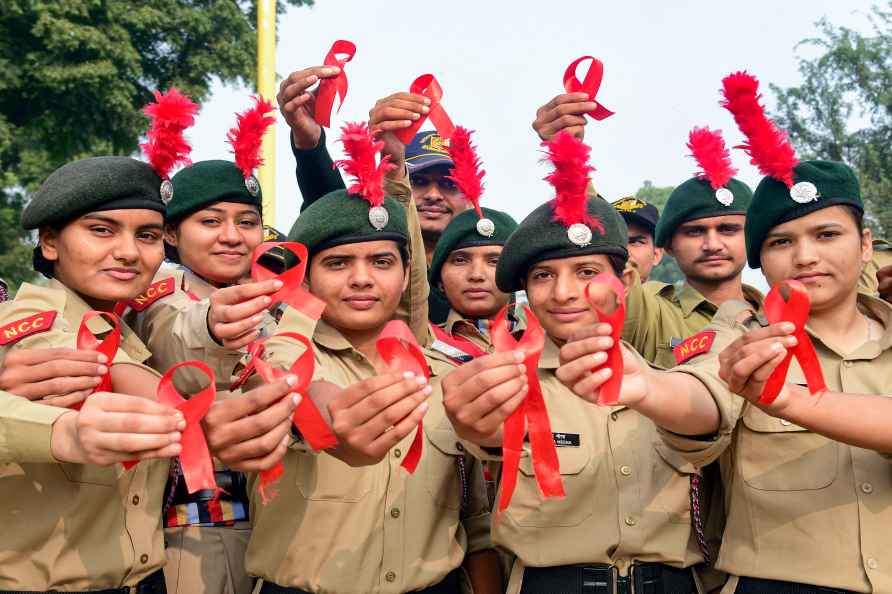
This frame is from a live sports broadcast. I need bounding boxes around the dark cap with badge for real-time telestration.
[405,130,453,173]
[611,196,660,236]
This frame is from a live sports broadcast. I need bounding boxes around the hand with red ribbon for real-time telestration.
[563,56,614,121]
[583,274,625,405]
[312,40,356,128]
[393,75,455,145]
[73,311,122,410]
[251,241,326,321]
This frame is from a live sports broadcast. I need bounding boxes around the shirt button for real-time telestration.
[140,554,149,564]
[394,448,402,458]
[611,413,619,422]
[844,360,853,367]
[131,495,140,505]
[620,465,632,476]
[624,515,637,527]
[867,558,878,569]
[390,507,401,518]
[455,442,464,452]
[862,483,874,494]
[385,571,397,582]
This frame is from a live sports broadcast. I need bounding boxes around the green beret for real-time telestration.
[22,156,163,230]
[745,160,862,269]
[288,189,408,256]
[495,197,628,293]
[429,208,518,286]
[168,160,262,222]
[654,177,752,247]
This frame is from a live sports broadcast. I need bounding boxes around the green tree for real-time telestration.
[0,0,312,292]
[634,181,684,285]
[772,2,891,235]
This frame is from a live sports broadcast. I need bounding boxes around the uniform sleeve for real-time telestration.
[461,454,493,553]
[0,392,67,463]
[859,239,892,297]
[384,165,431,346]
[654,301,752,472]
[293,128,346,213]
[622,269,669,364]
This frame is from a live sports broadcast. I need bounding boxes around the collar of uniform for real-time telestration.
[312,318,355,352]
[675,282,715,318]
[445,308,487,343]
[802,293,892,360]
[741,284,765,309]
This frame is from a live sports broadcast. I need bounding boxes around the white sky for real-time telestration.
[188,0,878,290]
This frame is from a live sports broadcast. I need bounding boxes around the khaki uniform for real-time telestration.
[245,311,492,594]
[666,295,892,593]
[464,338,704,594]
[860,239,892,298]
[0,280,167,591]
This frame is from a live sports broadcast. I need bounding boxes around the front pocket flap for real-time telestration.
[518,440,588,476]
[742,406,807,433]
[426,427,464,456]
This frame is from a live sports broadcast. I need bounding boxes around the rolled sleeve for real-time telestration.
[0,393,67,463]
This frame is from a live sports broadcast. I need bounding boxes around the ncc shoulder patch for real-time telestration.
[128,277,176,312]
[672,330,716,364]
[0,310,58,346]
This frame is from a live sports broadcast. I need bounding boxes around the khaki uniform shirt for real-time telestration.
[665,295,892,593]
[466,338,704,583]
[0,280,167,590]
[244,312,491,594]
[860,239,892,298]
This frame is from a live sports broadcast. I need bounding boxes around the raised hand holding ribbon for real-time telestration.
[563,56,614,121]
[759,280,827,404]
[490,305,564,515]
[74,311,121,410]
[394,74,455,145]
[313,40,356,128]
[251,241,326,320]
[375,320,429,473]
[584,273,626,405]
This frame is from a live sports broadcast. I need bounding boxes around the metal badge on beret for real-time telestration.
[368,205,389,230]
[160,179,174,204]
[789,181,819,204]
[245,175,261,197]
[567,223,593,247]
[476,217,495,238]
[715,187,734,206]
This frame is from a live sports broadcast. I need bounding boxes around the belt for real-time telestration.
[520,563,697,594]
[0,570,166,594]
[735,577,856,594]
[259,567,461,594]
[165,469,248,506]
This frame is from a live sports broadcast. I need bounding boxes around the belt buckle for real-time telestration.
[581,565,617,594]
[615,569,632,594]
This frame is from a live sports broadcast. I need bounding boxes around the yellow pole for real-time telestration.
[257,0,276,226]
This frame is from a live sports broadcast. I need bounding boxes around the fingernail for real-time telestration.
[273,280,283,289]
[324,67,339,75]
[170,431,182,441]
[422,385,432,396]
[177,419,186,431]
[281,435,290,446]
[411,113,420,120]
[514,351,525,362]
[285,375,297,386]
[92,376,102,385]
[601,368,613,378]
[97,354,109,364]
[421,105,430,113]
[418,402,430,413]
[772,342,784,352]
[253,315,264,324]
[292,394,301,407]
[403,371,415,379]
[518,363,526,374]
[782,322,796,332]
[97,365,108,375]
[307,75,318,83]
[423,97,431,105]
[416,375,427,385]
[263,296,272,306]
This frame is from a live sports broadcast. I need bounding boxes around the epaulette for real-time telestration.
[0,310,58,346]
[127,276,177,312]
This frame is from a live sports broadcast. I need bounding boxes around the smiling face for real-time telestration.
[410,165,470,238]
[760,205,872,314]
[307,240,409,332]
[165,202,264,284]
[666,214,747,286]
[439,245,510,320]
[39,209,165,310]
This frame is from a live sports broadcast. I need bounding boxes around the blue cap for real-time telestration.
[405,131,453,173]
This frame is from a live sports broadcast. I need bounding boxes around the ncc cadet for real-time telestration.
[224,119,500,594]
[556,71,892,594]
[443,132,708,594]
[611,196,663,282]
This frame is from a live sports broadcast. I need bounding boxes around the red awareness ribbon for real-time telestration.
[394,74,456,145]
[490,304,564,515]
[375,320,429,474]
[313,40,357,128]
[759,280,827,404]
[251,242,326,320]
[563,56,615,121]
[584,273,626,405]
[73,311,122,411]
[156,361,217,494]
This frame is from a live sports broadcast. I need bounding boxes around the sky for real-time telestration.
[188,0,879,290]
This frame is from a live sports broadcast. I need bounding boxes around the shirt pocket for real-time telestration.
[424,427,466,511]
[59,463,119,487]
[507,443,593,527]
[295,453,375,502]
[739,407,838,491]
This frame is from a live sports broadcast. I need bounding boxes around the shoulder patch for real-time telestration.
[0,310,58,346]
[128,277,176,312]
[672,330,716,364]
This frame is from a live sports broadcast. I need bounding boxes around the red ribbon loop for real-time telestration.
[584,274,626,405]
[73,311,122,410]
[759,280,827,404]
[376,320,429,473]
[251,242,326,320]
[394,74,456,145]
[563,56,615,121]
[313,40,357,128]
[490,305,564,515]
[157,361,217,493]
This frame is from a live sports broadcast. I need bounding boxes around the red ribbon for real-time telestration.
[563,56,615,121]
[375,320,429,473]
[394,74,456,145]
[251,242,326,320]
[157,361,217,493]
[584,274,626,405]
[759,280,828,404]
[490,305,564,515]
[313,40,356,128]
[73,311,121,410]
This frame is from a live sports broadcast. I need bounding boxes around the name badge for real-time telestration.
[553,432,580,447]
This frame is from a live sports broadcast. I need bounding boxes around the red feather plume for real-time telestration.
[141,88,198,180]
[720,71,798,188]
[334,122,395,207]
[542,131,603,234]
[687,127,737,190]
[227,96,276,179]
[446,126,486,218]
